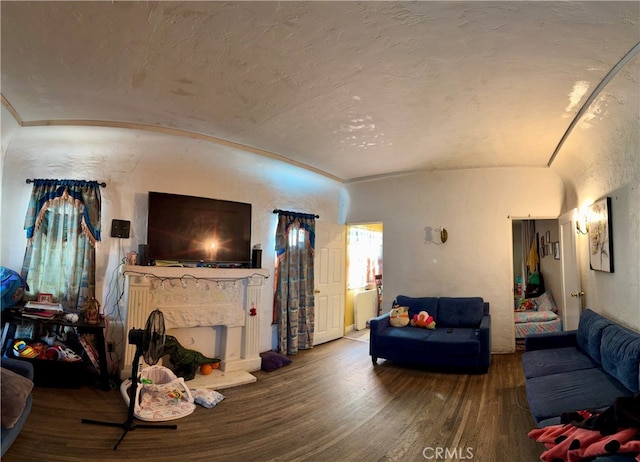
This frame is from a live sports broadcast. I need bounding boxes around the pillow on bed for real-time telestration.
[534,291,557,312]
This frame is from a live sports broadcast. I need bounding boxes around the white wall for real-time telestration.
[345,167,565,353]
[0,125,343,355]
[551,53,640,330]
[0,105,22,248]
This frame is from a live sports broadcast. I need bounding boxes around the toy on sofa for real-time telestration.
[389,305,410,327]
[410,311,436,329]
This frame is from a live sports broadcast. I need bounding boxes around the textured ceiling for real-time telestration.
[1,1,639,182]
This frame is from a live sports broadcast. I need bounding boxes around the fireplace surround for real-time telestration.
[121,265,269,389]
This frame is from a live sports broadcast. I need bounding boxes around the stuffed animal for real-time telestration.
[163,335,221,381]
[389,305,410,327]
[410,310,436,329]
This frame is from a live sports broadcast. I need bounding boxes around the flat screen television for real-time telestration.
[147,192,252,267]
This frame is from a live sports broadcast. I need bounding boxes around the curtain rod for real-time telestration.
[26,179,107,187]
[273,209,319,219]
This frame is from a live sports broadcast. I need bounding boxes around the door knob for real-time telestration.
[570,291,584,298]
[314,290,320,294]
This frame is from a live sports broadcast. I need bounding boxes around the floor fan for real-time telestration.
[82,309,178,449]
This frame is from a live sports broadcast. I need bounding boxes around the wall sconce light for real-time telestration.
[425,226,448,244]
[437,227,448,244]
[576,210,589,235]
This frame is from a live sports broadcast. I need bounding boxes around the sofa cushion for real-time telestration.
[395,296,438,321]
[522,346,598,379]
[576,309,614,365]
[1,366,33,429]
[437,297,484,327]
[375,325,435,351]
[600,324,640,393]
[525,368,633,424]
[424,328,481,356]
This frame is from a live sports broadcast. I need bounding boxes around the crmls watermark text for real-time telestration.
[422,447,475,460]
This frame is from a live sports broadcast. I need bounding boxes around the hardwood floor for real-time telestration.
[4,336,544,461]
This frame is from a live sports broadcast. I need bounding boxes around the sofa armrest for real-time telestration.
[1,357,34,381]
[477,314,491,369]
[524,330,577,352]
[369,312,390,336]
[369,312,391,364]
[479,313,490,331]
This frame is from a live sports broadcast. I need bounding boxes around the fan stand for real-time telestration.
[81,344,177,450]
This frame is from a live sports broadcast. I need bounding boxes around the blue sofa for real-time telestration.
[369,296,491,373]
[1,357,34,456]
[523,309,640,428]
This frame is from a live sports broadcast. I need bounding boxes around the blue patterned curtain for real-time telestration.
[275,211,316,355]
[21,179,102,311]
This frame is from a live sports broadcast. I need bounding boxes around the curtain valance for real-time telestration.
[24,179,103,245]
[274,209,317,254]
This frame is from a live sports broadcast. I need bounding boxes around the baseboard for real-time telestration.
[345,324,355,333]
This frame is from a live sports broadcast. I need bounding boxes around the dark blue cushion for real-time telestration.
[576,309,613,364]
[437,297,484,327]
[591,456,639,462]
[525,368,633,424]
[375,325,435,351]
[395,296,438,321]
[600,324,640,392]
[424,328,480,356]
[522,346,598,379]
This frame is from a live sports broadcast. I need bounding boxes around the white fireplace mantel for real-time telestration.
[121,265,269,389]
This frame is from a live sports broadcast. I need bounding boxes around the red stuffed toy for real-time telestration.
[410,311,436,329]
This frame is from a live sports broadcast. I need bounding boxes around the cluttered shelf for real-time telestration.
[1,306,110,390]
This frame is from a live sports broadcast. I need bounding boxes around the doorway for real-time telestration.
[512,219,564,305]
[511,216,581,349]
[346,223,383,334]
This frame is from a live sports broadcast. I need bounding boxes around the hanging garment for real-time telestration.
[527,237,539,274]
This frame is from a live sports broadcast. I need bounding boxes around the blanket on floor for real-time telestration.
[529,425,640,462]
[529,393,640,462]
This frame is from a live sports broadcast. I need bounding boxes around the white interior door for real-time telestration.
[313,222,346,345]
[559,210,582,330]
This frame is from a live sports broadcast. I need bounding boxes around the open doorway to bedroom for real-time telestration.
[512,218,563,350]
[345,223,383,341]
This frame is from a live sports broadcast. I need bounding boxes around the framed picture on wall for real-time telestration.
[553,242,560,260]
[588,196,614,272]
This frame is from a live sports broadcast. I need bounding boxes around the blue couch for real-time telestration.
[369,296,491,373]
[523,309,640,428]
[1,357,34,456]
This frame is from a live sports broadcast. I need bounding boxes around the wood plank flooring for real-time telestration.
[3,336,544,461]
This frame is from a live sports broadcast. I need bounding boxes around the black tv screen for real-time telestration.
[147,192,252,266]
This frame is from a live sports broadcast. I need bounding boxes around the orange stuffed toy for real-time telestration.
[410,311,436,329]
